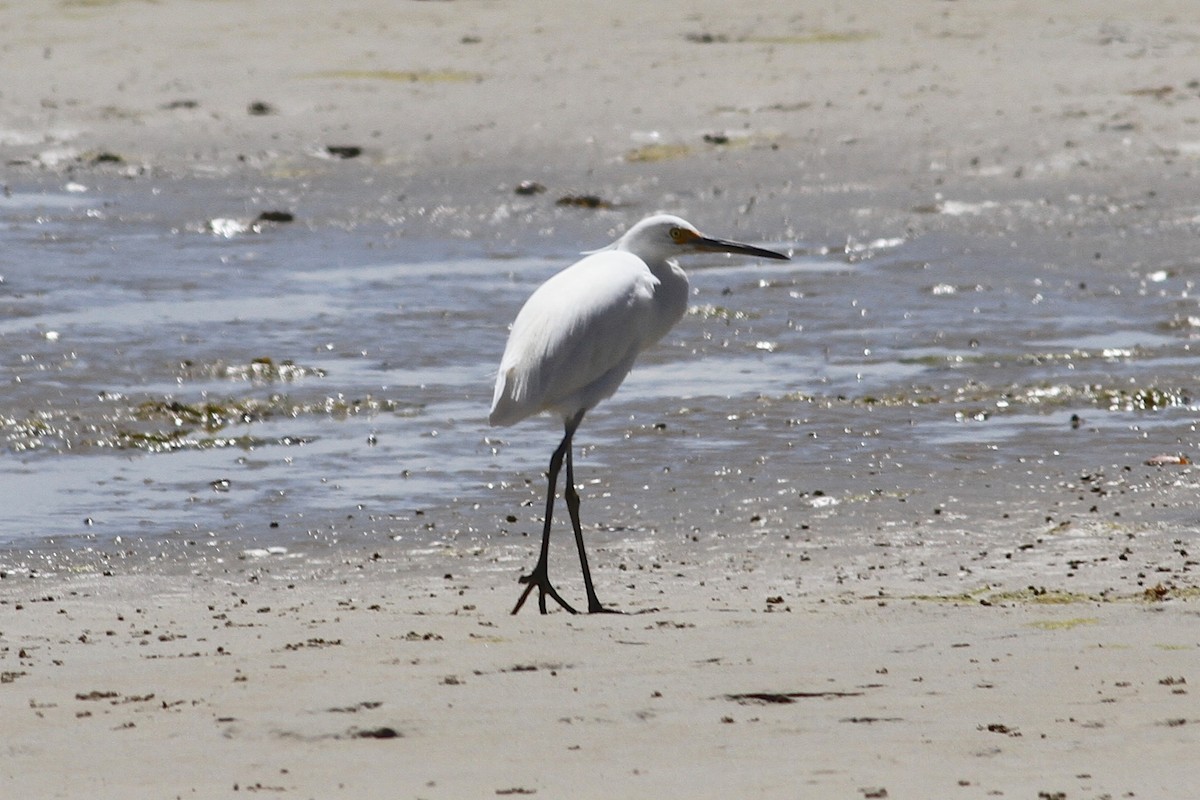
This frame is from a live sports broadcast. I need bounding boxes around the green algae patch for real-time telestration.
[113,428,190,451]
[991,589,1098,605]
[904,590,990,604]
[1142,585,1200,602]
[134,394,417,432]
[2,391,421,455]
[625,143,693,163]
[905,586,1101,605]
[755,380,1194,414]
[1098,386,1190,411]
[135,398,269,432]
[1027,617,1100,631]
[179,357,327,383]
[62,0,158,9]
[109,430,309,454]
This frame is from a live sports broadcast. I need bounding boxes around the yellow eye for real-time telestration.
[669,227,686,243]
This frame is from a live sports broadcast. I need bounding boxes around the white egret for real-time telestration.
[491,214,790,614]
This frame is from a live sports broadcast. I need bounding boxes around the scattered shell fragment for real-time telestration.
[208,212,294,236]
[208,217,250,237]
[1144,454,1190,466]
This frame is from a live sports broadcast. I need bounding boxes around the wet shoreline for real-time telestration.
[2,176,1197,608]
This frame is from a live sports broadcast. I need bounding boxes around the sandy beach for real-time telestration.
[3,1,1200,797]
[4,566,1198,799]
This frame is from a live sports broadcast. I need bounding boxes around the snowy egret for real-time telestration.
[490,214,790,614]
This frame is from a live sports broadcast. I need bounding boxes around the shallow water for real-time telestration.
[1,183,1197,581]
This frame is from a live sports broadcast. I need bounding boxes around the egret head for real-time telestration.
[611,214,790,263]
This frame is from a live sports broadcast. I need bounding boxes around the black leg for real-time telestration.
[511,425,578,615]
[564,442,620,614]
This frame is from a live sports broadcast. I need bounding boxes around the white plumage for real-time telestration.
[490,244,686,427]
[491,214,789,614]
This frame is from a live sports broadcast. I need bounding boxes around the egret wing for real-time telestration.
[490,252,661,426]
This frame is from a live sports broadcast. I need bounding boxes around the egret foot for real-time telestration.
[586,600,622,615]
[512,568,577,615]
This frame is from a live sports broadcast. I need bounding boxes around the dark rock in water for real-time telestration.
[247,101,276,116]
[326,145,362,159]
[254,210,294,224]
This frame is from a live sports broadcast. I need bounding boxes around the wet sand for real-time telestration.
[3,1,1199,797]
